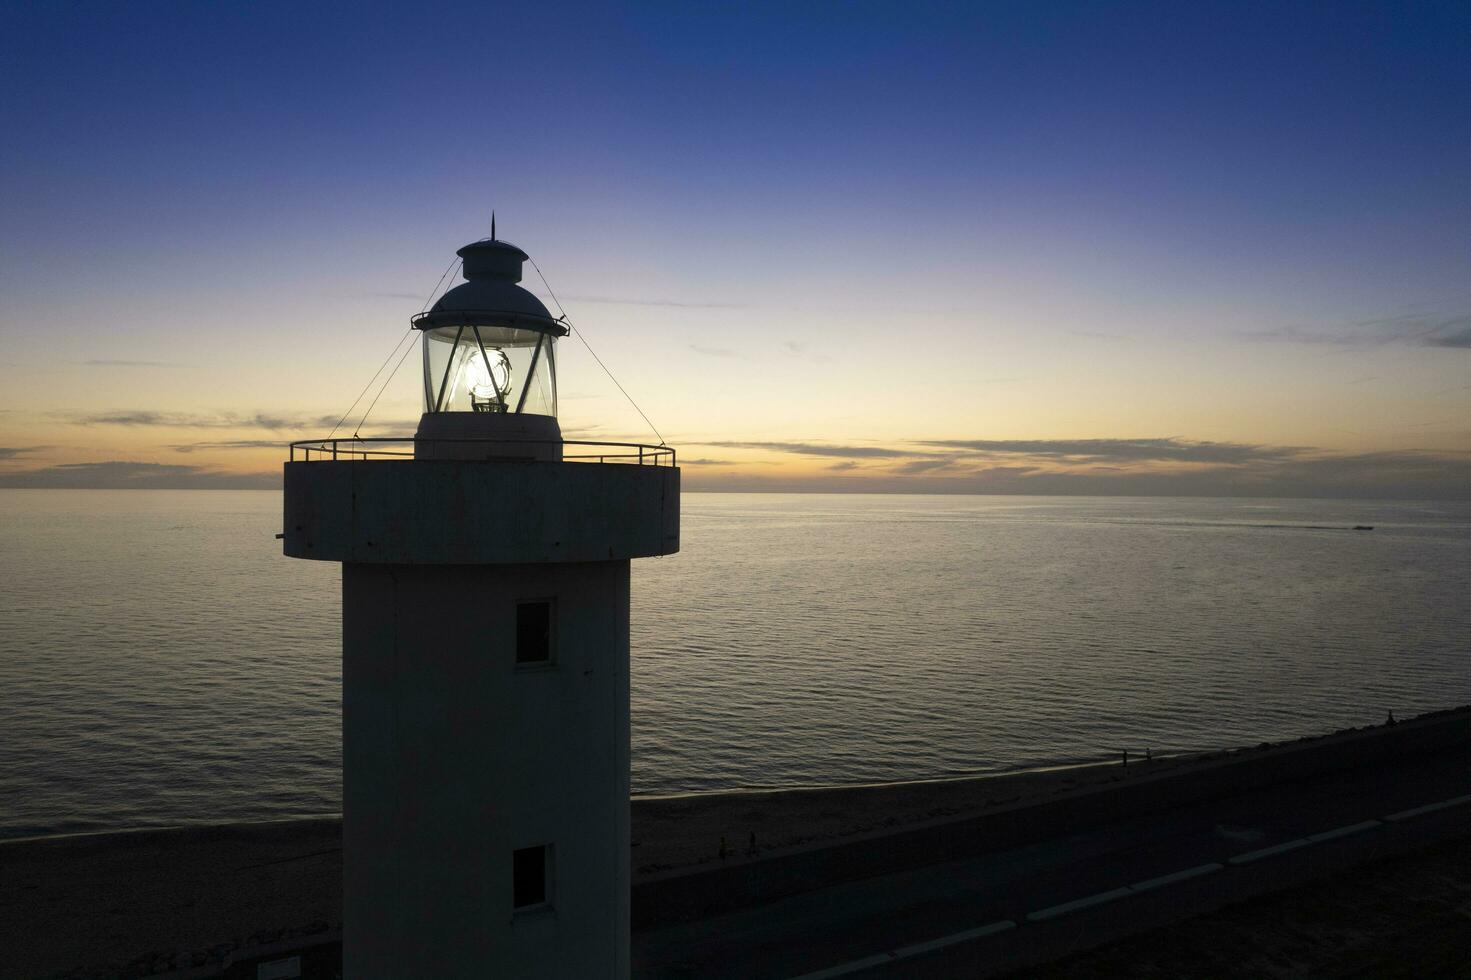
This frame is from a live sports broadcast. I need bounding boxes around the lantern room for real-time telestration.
[412,237,568,417]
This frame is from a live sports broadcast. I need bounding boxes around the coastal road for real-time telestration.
[631,745,1471,979]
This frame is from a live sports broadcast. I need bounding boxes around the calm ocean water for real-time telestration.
[2,490,1468,840]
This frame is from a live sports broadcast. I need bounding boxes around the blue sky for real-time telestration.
[2,1,1468,494]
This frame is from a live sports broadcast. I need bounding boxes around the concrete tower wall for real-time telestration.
[342,560,631,979]
[283,460,679,564]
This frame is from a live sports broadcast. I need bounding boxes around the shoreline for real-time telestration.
[0,753,1202,854]
[631,706,1471,881]
[4,707,1462,862]
[2,743,1218,847]
[4,707,1461,866]
[4,705,1467,979]
[0,755,1182,846]
[630,750,1203,801]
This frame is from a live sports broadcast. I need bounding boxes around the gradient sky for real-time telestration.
[2,1,1468,496]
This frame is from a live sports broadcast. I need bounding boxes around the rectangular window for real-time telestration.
[516,599,554,665]
[513,844,550,910]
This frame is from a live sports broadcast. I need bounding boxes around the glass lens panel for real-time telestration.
[514,337,557,416]
[422,325,558,416]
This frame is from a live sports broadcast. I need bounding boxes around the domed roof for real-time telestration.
[412,237,565,334]
[430,279,555,321]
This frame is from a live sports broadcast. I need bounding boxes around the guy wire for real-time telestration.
[352,258,463,436]
[354,335,420,437]
[326,256,461,441]
[528,255,667,447]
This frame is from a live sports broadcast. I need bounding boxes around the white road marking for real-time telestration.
[1227,838,1312,864]
[1026,887,1134,922]
[1306,820,1381,842]
[789,800,1449,979]
[789,951,895,979]
[787,922,1016,980]
[1385,793,1471,822]
[1129,862,1224,892]
[891,919,1016,958]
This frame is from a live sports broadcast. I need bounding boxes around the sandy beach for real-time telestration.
[631,752,1202,876]
[0,751,1198,978]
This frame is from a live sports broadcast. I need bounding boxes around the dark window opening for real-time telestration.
[516,599,553,665]
[513,844,548,909]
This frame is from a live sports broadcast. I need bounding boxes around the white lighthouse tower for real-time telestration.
[283,233,679,978]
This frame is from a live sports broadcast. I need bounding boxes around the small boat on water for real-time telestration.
[1353,525,1374,531]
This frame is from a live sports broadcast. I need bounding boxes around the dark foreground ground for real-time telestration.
[1013,832,1471,980]
[635,731,1471,978]
[3,707,1468,979]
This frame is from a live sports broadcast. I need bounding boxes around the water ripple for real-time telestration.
[1,490,1468,838]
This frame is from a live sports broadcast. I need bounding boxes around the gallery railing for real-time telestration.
[289,437,675,466]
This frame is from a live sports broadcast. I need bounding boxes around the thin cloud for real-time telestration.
[0,461,277,490]
[81,359,182,367]
[974,465,1042,478]
[73,411,341,430]
[827,461,861,471]
[1361,312,1471,348]
[1249,312,1471,349]
[169,439,291,453]
[895,458,955,474]
[708,440,924,459]
[689,345,738,358]
[782,341,833,363]
[683,448,1471,499]
[706,437,1297,466]
[1243,325,1347,345]
[167,425,421,453]
[921,438,1305,465]
[1425,325,1471,349]
[549,293,744,310]
[1178,449,1471,498]
[1071,330,1131,341]
[680,457,735,466]
[0,446,48,460]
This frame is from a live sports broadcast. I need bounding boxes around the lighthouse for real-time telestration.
[283,234,679,977]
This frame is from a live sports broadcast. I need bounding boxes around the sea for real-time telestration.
[2,490,1468,841]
